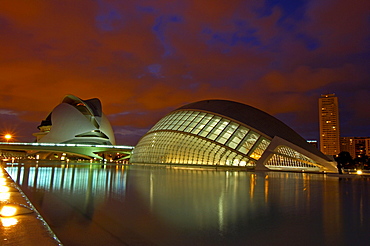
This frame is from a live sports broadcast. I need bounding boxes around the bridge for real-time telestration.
[0,142,134,161]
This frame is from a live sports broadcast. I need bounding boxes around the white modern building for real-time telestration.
[33,94,116,145]
[131,100,337,173]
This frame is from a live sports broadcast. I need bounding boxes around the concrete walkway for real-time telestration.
[0,166,62,246]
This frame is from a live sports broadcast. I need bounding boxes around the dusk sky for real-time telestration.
[0,0,369,145]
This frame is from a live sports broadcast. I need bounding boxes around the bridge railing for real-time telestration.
[0,142,134,149]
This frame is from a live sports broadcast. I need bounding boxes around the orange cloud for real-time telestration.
[0,0,368,144]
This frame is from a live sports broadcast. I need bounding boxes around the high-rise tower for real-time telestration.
[319,94,340,155]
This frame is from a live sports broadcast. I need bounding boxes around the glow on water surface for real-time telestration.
[5,161,370,246]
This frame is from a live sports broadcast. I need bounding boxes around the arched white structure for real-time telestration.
[131,100,337,173]
[33,95,115,145]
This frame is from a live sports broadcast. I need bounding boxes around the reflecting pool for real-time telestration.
[4,161,370,246]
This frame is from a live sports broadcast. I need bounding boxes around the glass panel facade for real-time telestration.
[180,112,198,132]
[265,146,318,169]
[191,114,212,135]
[250,138,271,160]
[183,112,204,132]
[199,116,221,137]
[132,131,256,166]
[216,122,238,144]
[237,131,259,154]
[207,120,229,140]
[177,112,197,131]
[132,110,274,167]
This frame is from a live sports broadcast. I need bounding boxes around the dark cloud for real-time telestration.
[0,0,369,144]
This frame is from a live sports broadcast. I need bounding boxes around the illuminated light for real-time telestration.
[77,144,91,147]
[0,193,10,201]
[40,143,55,146]
[1,217,18,227]
[0,178,7,185]
[0,186,9,193]
[250,153,261,159]
[357,170,363,175]
[0,206,17,217]
[4,134,12,142]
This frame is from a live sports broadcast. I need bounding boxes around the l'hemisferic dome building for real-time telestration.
[33,95,115,145]
[131,100,337,173]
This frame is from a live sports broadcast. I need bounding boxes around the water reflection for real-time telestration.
[1,217,18,227]
[5,162,370,246]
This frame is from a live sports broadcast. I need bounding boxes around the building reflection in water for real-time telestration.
[7,162,127,221]
[4,162,370,246]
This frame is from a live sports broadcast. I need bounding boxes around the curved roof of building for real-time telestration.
[38,95,103,129]
[178,99,329,161]
[62,94,102,117]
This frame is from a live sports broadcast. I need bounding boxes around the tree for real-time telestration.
[335,151,354,168]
